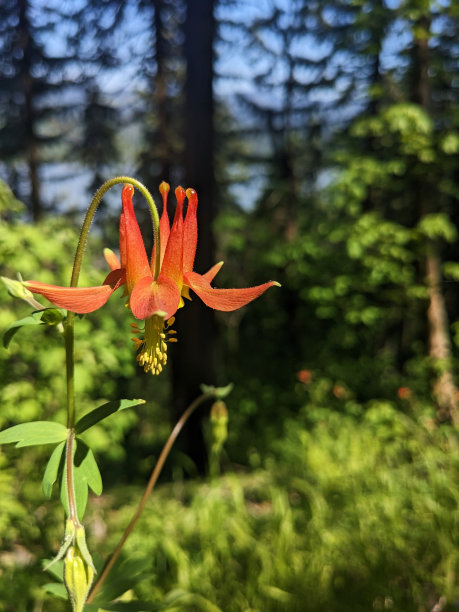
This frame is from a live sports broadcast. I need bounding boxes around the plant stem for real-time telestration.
[65,313,76,428]
[63,177,161,512]
[71,177,161,288]
[66,177,159,422]
[86,392,214,604]
[65,429,80,525]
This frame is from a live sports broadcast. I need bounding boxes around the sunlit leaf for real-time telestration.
[75,398,146,434]
[42,559,64,581]
[42,441,66,498]
[0,421,68,447]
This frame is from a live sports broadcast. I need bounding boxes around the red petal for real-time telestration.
[121,184,150,293]
[202,261,223,282]
[130,274,181,320]
[24,269,125,314]
[184,271,279,311]
[119,209,127,269]
[161,186,184,286]
[183,188,198,272]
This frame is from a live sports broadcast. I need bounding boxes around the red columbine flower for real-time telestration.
[24,183,279,374]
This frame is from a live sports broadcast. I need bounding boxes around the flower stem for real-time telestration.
[63,177,160,530]
[65,177,160,428]
[86,392,214,604]
[71,177,161,287]
[65,429,80,525]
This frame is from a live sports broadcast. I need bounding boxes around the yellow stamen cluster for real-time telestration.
[131,315,177,375]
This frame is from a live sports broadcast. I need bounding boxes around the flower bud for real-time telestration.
[210,401,228,452]
[63,545,94,612]
[1,275,43,309]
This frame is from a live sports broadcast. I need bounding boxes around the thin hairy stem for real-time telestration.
[65,430,80,525]
[61,177,162,591]
[87,392,213,604]
[64,177,160,454]
[71,177,161,288]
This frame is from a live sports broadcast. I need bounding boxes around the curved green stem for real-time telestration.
[70,177,160,288]
[86,392,214,604]
[65,176,160,429]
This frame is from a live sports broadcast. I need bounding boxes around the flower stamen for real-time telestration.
[134,315,177,374]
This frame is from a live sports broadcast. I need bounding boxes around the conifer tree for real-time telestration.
[0,0,75,219]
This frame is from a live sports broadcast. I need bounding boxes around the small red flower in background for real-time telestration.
[333,384,347,399]
[24,183,279,374]
[397,387,412,400]
[297,369,312,384]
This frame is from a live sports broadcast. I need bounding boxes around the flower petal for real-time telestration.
[121,184,151,293]
[130,274,181,320]
[183,188,198,273]
[161,186,184,287]
[184,271,280,311]
[24,269,125,314]
[202,261,223,283]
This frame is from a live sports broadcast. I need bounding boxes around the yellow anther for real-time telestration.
[159,181,170,196]
[132,314,178,375]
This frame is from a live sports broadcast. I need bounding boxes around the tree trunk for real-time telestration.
[426,251,458,423]
[412,13,458,423]
[171,0,218,472]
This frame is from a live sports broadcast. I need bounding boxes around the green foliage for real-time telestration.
[75,399,146,435]
[0,182,171,608]
[60,440,103,520]
[0,421,68,447]
[47,402,452,612]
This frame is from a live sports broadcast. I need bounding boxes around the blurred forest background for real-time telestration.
[2,0,459,610]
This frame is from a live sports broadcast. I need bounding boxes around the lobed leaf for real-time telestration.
[75,398,146,434]
[3,308,65,348]
[3,313,43,349]
[0,421,68,447]
[42,441,66,498]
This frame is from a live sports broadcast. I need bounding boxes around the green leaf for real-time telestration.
[91,557,151,605]
[0,421,68,447]
[42,441,66,498]
[42,559,64,581]
[3,313,43,348]
[3,308,65,348]
[200,383,234,399]
[60,439,102,521]
[42,583,68,600]
[93,603,163,611]
[75,398,146,434]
